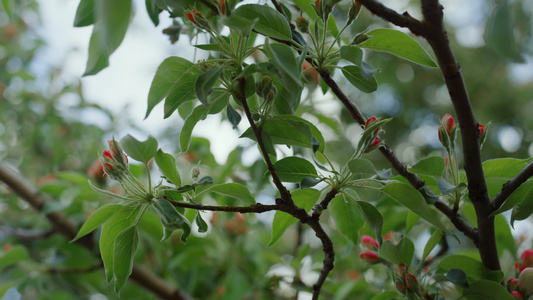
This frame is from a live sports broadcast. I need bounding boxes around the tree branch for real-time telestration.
[492,161,533,211]
[0,162,190,300]
[356,0,427,37]
[420,0,499,271]
[166,198,283,213]
[306,218,334,300]
[0,226,55,240]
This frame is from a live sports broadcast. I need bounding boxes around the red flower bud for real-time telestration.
[395,281,406,294]
[521,249,533,268]
[479,124,486,138]
[397,264,407,278]
[370,138,380,148]
[442,114,456,136]
[359,251,379,264]
[365,116,377,130]
[405,273,418,291]
[186,11,196,24]
[302,62,319,85]
[511,291,523,300]
[361,235,379,251]
[220,0,226,15]
[508,277,519,292]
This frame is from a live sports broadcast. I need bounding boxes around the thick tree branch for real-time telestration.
[356,0,427,37]
[0,162,190,300]
[420,0,499,271]
[492,161,533,211]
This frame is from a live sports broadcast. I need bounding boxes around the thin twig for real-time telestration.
[0,162,189,300]
[492,160,533,211]
[166,198,283,213]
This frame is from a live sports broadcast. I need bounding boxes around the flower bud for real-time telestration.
[303,62,319,85]
[364,116,380,136]
[100,150,124,180]
[370,138,381,148]
[296,16,309,33]
[395,281,406,294]
[108,139,129,168]
[508,277,519,292]
[521,249,533,268]
[347,1,362,25]
[438,126,450,149]
[442,114,456,137]
[361,235,379,251]
[519,267,533,297]
[351,33,369,45]
[511,291,523,300]
[397,264,408,278]
[87,158,105,181]
[185,10,210,31]
[314,0,323,19]
[405,273,418,291]
[219,0,226,15]
[359,251,379,264]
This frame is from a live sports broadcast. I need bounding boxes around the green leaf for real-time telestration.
[438,255,503,282]
[511,190,533,226]
[113,226,139,292]
[422,230,443,262]
[381,182,448,232]
[483,158,532,178]
[154,149,181,186]
[280,115,325,152]
[437,178,456,195]
[341,65,378,93]
[270,189,321,246]
[355,201,383,245]
[145,57,202,119]
[241,116,314,148]
[378,238,414,265]
[196,212,208,233]
[74,0,95,27]
[484,1,525,63]
[83,29,110,76]
[408,156,445,177]
[340,45,363,66]
[152,198,191,242]
[226,104,242,128]
[446,269,469,289]
[330,195,365,244]
[195,67,222,106]
[72,204,123,242]
[120,135,158,164]
[273,157,318,182]
[264,42,302,87]
[222,15,257,36]
[233,4,292,41]
[358,28,438,68]
[462,280,513,300]
[1,0,12,18]
[0,245,29,269]
[100,205,142,283]
[94,0,132,53]
[145,0,163,26]
[491,180,533,216]
[199,183,255,205]
[348,158,376,179]
[179,105,208,153]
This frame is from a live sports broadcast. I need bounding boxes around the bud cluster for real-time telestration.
[438,114,456,151]
[255,76,277,103]
[295,16,309,33]
[358,116,383,155]
[100,139,129,181]
[507,249,533,299]
[185,10,211,31]
[394,264,420,296]
[358,235,380,264]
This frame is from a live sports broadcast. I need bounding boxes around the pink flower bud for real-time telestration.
[511,291,523,300]
[479,124,486,139]
[519,267,533,297]
[359,252,379,264]
[442,114,456,136]
[185,11,197,24]
[370,138,380,148]
[365,116,377,130]
[508,277,519,292]
[361,235,379,251]
[520,249,533,267]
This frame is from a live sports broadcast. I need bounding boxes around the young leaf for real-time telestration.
[72,204,123,242]
[152,198,191,242]
[270,189,320,246]
[273,157,318,183]
[438,255,503,282]
[83,29,110,76]
[195,67,222,106]
[154,149,181,187]
[100,205,142,283]
[491,180,533,216]
[226,104,242,128]
[408,156,445,177]
[511,192,533,227]
[341,65,378,93]
[348,158,376,179]
[381,182,448,233]
[145,0,162,26]
[330,195,365,244]
[358,28,438,68]
[437,178,456,195]
[74,0,95,27]
[483,157,533,178]
[145,57,201,119]
[120,135,158,164]
[195,212,208,233]
[355,200,383,245]
[241,117,314,148]
[233,4,292,41]
[113,226,139,292]
[198,183,255,205]
[180,105,208,153]
[446,269,469,289]
[484,2,525,63]
[422,230,443,262]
